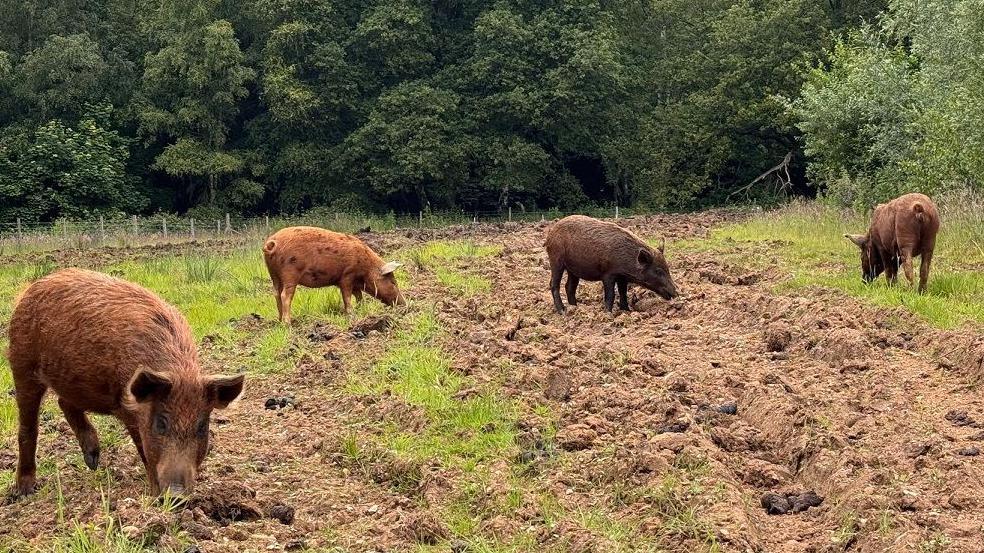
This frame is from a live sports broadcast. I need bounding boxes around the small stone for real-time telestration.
[181,519,214,541]
[905,441,932,458]
[716,402,738,415]
[264,398,279,410]
[761,493,790,515]
[450,539,469,553]
[957,446,980,457]
[183,547,202,553]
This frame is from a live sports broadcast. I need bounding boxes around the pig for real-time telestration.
[6,268,244,498]
[263,226,405,324]
[545,215,679,313]
[844,192,940,293]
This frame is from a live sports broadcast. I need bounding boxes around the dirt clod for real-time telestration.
[190,483,263,526]
[946,410,977,427]
[556,424,597,451]
[307,323,337,342]
[350,315,392,334]
[267,504,295,525]
[957,446,980,457]
[544,367,572,401]
[763,322,793,352]
[400,511,450,545]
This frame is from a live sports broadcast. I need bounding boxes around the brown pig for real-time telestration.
[6,268,244,498]
[545,215,678,313]
[263,226,405,324]
[845,192,940,293]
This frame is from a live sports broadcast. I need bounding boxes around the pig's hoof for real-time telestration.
[84,448,100,470]
[12,476,38,498]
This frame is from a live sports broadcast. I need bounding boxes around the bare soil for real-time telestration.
[2,212,984,552]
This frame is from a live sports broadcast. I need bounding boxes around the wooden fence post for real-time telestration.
[190,218,196,240]
[162,217,168,238]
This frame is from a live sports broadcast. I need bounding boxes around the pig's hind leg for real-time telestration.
[550,265,566,313]
[565,273,579,306]
[12,373,46,496]
[59,399,101,470]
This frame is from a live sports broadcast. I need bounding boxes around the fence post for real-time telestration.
[615,205,619,220]
[162,217,168,238]
[132,215,138,236]
[99,216,105,242]
[216,220,221,235]
[418,211,423,228]
[16,217,22,240]
[508,206,512,222]
[265,215,270,230]
[190,218,195,240]
[225,213,231,234]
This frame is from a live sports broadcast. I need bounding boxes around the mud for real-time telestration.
[2,210,983,552]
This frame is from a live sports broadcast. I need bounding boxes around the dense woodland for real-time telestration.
[0,0,979,222]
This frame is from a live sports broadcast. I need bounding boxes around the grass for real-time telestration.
[406,241,501,297]
[678,199,984,328]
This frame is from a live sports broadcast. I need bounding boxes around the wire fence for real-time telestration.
[0,205,643,255]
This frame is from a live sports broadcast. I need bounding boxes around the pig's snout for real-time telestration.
[157,465,196,498]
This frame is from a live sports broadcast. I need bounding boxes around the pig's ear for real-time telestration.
[129,369,173,404]
[206,374,245,409]
[380,261,402,275]
[638,248,654,266]
[844,234,867,248]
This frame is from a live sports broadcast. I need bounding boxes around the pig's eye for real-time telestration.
[154,413,169,435]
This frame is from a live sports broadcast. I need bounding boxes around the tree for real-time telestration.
[0,108,145,222]
[136,19,255,209]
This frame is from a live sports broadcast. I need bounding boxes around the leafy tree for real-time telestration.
[136,19,254,208]
[0,108,145,222]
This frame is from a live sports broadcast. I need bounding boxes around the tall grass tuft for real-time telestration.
[183,254,222,283]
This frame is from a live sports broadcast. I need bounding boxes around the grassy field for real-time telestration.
[1,202,982,552]
[676,199,984,328]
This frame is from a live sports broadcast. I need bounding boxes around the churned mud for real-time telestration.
[2,212,983,552]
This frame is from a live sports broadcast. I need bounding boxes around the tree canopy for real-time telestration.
[10,0,978,221]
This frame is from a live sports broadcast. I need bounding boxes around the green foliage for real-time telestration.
[0,0,948,218]
[0,109,146,222]
[793,0,984,208]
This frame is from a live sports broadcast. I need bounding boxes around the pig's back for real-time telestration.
[264,226,379,285]
[546,216,646,278]
[8,268,196,410]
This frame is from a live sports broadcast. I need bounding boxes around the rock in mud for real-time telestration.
[761,493,790,515]
[285,540,307,551]
[789,491,823,512]
[957,446,980,457]
[556,424,597,451]
[307,323,337,342]
[267,504,295,525]
[265,395,296,410]
[543,367,572,401]
[945,409,977,427]
[761,491,823,515]
[763,322,793,352]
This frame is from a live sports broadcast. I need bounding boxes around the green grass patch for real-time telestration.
[405,240,500,297]
[682,200,984,328]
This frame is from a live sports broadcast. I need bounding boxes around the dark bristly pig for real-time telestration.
[263,226,405,324]
[844,192,940,293]
[6,268,244,498]
[544,215,679,313]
